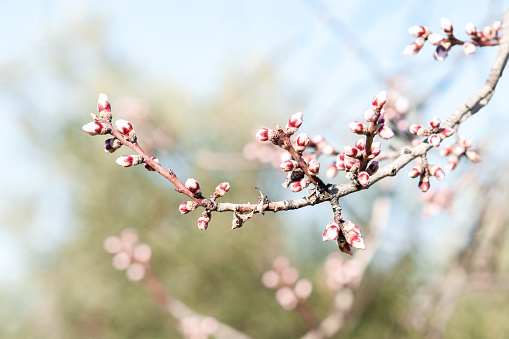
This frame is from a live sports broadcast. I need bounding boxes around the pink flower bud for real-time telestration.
[409,124,427,136]
[82,121,109,135]
[358,171,370,186]
[429,117,441,130]
[453,144,465,156]
[355,138,366,151]
[295,133,310,152]
[419,176,430,192]
[377,125,394,140]
[326,163,338,179]
[336,154,346,171]
[179,201,198,214]
[104,138,122,153]
[370,142,381,157]
[363,108,377,122]
[483,26,495,39]
[214,182,230,197]
[321,144,335,156]
[288,112,303,129]
[371,90,388,110]
[465,23,477,36]
[429,165,445,180]
[322,222,340,242]
[197,214,210,230]
[460,138,472,148]
[348,121,366,135]
[256,128,269,141]
[290,180,304,192]
[404,41,423,55]
[493,21,502,32]
[408,165,423,178]
[115,155,143,167]
[115,119,135,139]
[427,33,443,45]
[466,150,481,163]
[185,178,202,195]
[97,93,111,120]
[280,160,297,172]
[441,17,453,35]
[445,155,459,172]
[434,45,448,62]
[133,243,152,263]
[463,42,476,55]
[343,156,356,171]
[342,220,365,250]
[439,128,455,139]
[144,157,160,171]
[440,146,453,156]
[428,134,441,147]
[307,159,320,175]
[366,161,379,175]
[408,25,427,37]
[344,145,359,157]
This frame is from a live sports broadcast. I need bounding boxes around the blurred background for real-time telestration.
[2,0,509,338]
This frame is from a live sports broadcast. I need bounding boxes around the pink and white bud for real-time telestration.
[357,171,370,186]
[288,112,303,129]
[463,42,476,55]
[214,182,230,197]
[348,121,366,135]
[280,160,297,172]
[483,26,495,39]
[371,90,388,110]
[133,243,152,263]
[428,134,441,147]
[322,222,340,242]
[370,142,381,157]
[343,156,356,171]
[344,145,359,157]
[295,133,310,152]
[97,93,111,120]
[446,155,459,172]
[290,180,304,192]
[104,138,122,153]
[256,128,269,141]
[82,121,109,135]
[342,221,365,250]
[307,159,320,175]
[409,124,427,136]
[366,161,379,175]
[429,165,445,180]
[408,165,424,178]
[461,138,473,148]
[408,25,427,37]
[429,116,441,130]
[185,178,202,196]
[197,214,210,230]
[326,163,338,179]
[493,21,502,32]
[439,127,455,139]
[377,125,394,140]
[144,157,160,171]
[404,41,423,55]
[115,155,143,167]
[179,201,198,214]
[336,154,345,171]
[355,138,366,151]
[115,119,135,139]
[363,108,377,122]
[465,23,477,36]
[427,33,443,45]
[321,144,335,156]
[466,150,481,163]
[441,17,453,35]
[419,176,430,192]
[434,45,448,62]
[440,146,453,157]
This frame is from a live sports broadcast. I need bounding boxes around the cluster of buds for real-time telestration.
[256,112,304,143]
[409,116,455,147]
[323,252,362,291]
[322,219,365,255]
[408,158,445,193]
[404,18,501,61]
[440,138,481,172]
[261,256,313,310]
[103,228,152,282]
[334,91,390,186]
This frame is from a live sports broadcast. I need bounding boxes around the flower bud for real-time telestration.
[307,159,320,175]
[439,128,455,139]
[133,243,152,263]
[404,41,423,55]
[358,171,370,186]
[427,33,443,45]
[348,121,366,135]
[326,163,338,179]
[370,142,381,157]
[363,108,377,122]
[440,146,453,157]
[355,139,366,152]
[280,160,297,172]
[429,165,445,180]
[409,124,427,136]
[344,145,359,157]
[408,165,423,178]
[441,17,453,35]
[197,214,210,230]
[366,161,379,175]
[289,180,303,192]
[179,201,198,214]
[418,176,430,192]
[336,154,345,171]
[256,128,269,141]
[445,155,459,172]
[408,25,427,37]
[185,178,202,196]
[115,155,143,167]
[461,138,473,148]
[214,182,230,197]
[97,93,112,120]
[322,222,340,242]
[463,42,476,55]
[104,138,122,153]
[434,45,448,62]
[371,90,388,110]
[144,157,160,171]
[428,134,441,147]
[465,23,477,36]
[115,119,135,139]
[483,26,495,39]
[342,220,365,250]
[493,21,502,32]
[295,133,310,152]
[288,112,303,129]
[377,125,394,140]
[343,156,356,171]
[82,121,110,135]
[466,150,481,163]
[429,117,441,130]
